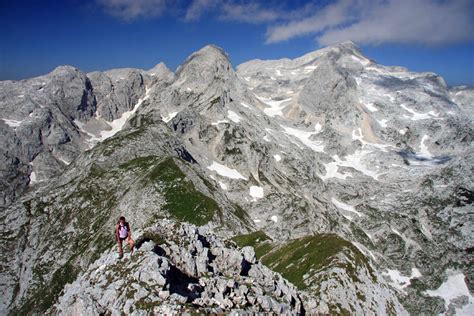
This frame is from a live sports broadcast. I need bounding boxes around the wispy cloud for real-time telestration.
[184,0,219,21]
[317,0,474,45]
[219,2,280,23]
[97,0,474,46]
[265,0,354,43]
[266,0,474,46]
[97,0,169,21]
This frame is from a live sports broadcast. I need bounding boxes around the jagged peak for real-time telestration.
[148,62,171,73]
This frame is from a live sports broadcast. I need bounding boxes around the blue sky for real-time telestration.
[1,0,473,86]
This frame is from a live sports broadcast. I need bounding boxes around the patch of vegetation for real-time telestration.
[231,231,273,259]
[144,157,220,226]
[224,146,242,156]
[231,204,252,226]
[259,234,373,290]
[210,96,221,106]
[100,127,147,156]
[13,261,78,315]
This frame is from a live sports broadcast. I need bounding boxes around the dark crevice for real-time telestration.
[240,259,251,276]
[167,264,202,302]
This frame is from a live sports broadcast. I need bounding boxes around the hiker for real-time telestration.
[115,216,135,258]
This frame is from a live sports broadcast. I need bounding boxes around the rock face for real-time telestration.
[50,220,309,314]
[1,42,473,315]
[0,63,171,207]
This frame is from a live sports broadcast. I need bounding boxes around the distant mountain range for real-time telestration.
[1,41,472,315]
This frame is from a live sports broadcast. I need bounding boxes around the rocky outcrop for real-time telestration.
[50,220,309,314]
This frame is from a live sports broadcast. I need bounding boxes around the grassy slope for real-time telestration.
[232,232,373,290]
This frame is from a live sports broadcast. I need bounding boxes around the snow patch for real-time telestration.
[282,125,324,152]
[240,102,250,108]
[331,198,363,217]
[227,110,241,123]
[377,119,388,128]
[2,119,23,128]
[211,119,229,126]
[419,135,432,158]
[425,270,474,314]
[207,161,246,180]
[399,103,440,121]
[320,150,379,181]
[58,157,70,165]
[270,215,278,223]
[274,154,281,162]
[249,186,264,200]
[162,111,178,123]
[383,268,422,293]
[29,171,38,184]
[218,181,228,190]
[256,96,292,117]
[99,87,151,141]
[364,102,378,112]
[304,65,318,71]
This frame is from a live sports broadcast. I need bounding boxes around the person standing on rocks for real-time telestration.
[115,216,135,259]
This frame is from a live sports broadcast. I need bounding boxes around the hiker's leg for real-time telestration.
[128,237,135,254]
[117,239,123,258]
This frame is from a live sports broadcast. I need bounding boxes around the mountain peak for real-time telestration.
[194,44,230,61]
[174,44,235,89]
[339,40,359,48]
[147,62,173,78]
[179,44,231,70]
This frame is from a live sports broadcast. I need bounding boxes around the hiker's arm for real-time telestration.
[115,224,119,240]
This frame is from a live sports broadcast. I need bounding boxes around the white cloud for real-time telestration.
[265,0,354,43]
[219,2,280,23]
[318,0,474,45]
[97,0,474,46]
[266,0,474,46]
[184,0,219,21]
[97,0,168,21]
[185,0,281,24]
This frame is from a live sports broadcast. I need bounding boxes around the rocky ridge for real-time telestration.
[50,220,309,314]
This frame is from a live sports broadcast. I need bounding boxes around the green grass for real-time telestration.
[144,157,220,225]
[13,261,78,315]
[231,231,273,259]
[118,155,221,225]
[231,232,373,291]
[260,234,373,289]
[231,204,252,226]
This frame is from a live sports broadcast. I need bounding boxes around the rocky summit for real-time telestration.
[0,42,473,315]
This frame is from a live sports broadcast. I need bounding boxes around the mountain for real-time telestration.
[1,42,473,315]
